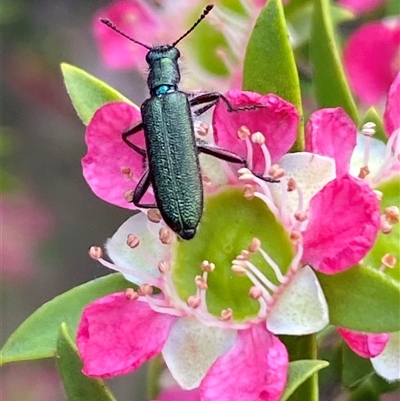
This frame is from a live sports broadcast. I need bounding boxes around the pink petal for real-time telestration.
[343,21,400,105]
[338,0,386,14]
[200,325,288,401]
[77,292,177,378]
[93,0,162,69]
[306,108,357,177]
[338,327,389,358]
[302,175,381,274]
[213,89,299,175]
[82,101,155,209]
[384,72,400,136]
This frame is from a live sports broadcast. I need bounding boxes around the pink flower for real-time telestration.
[78,90,337,399]
[343,19,400,105]
[93,0,164,69]
[338,0,386,14]
[305,74,400,381]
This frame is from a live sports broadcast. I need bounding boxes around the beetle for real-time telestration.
[101,5,276,240]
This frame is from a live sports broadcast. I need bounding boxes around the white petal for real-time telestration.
[269,152,336,214]
[371,331,400,381]
[267,265,329,335]
[162,317,237,390]
[350,134,386,178]
[106,212,168,284]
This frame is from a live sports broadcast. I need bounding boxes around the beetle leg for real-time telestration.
[189,92,264,116]
[197,140,279,183]
[122,122,147,157]
[132,168,158,208]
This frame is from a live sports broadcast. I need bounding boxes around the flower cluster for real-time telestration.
[77,73,399,399]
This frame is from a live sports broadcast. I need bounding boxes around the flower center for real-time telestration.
[171,187,294,321]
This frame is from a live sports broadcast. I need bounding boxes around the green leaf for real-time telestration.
[61,63,134,125]
[359,107,387,143]
[243,0,304,151]
[342,342,373,388]
[317,265,400,332]
[310,0,358,123]
[280,360,329,401]
[1,273,131,365]
[57,323,117,401]
[364,178,400,281]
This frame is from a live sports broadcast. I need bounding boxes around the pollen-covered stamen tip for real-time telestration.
[380,215,394,234]
[287,177,297,192]
[201,260,215,272]
[121,166,133,180]
[158,260,170,274]
[294,211,308,222]
[238,167,255,181]
[268,163,285,180]
[123,189,135,203]
[147,208,162,223]
[197,121,210,137]
[231,260,247,276]
[138,283,153,296]
[125,287,139,300]
[187,295,201,309]
[361,122,376,137]
[237,125,251,140]
[249,286,263,299]
[290,230,303,245]
[126,233,140,248]
[89,246,103,260]
[385,206,399,224]
[243,183,255,200]
[159,227,174,244]
[248,237,261,253]
[380,254,397,271]
[358,166,370,179]
[220,308,233,321]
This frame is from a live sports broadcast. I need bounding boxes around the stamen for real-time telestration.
[358,166,370,179]
[231,262,247,275]
[260,143,273,178]
[147,209,162,223]
[268,164,285,180]
[380,215,393,234]
[248,237,261,253]
[125,288,138,300]
[294,211,308,222]
[123,189,134,203]
[159,227,174,244]
[195,275,208,290]
[290,230,302,246]
[121,166,133,180]
[237,126,253,170]
[187,295,201,309]
[158,260,171,274]
[202,175,212,186]
[220,308,233,321]
[201,260,215,272]
[197,122,210,137]
[238,167,255,181]
[126,233,140,248]
[251,131,265,145]
[89,245,103,260]
[138,284,153,296]
[287,177,297,192]
[243,183,255,200]
[385,206,399,224]
[380,254,397,271]
[249,286,263,299]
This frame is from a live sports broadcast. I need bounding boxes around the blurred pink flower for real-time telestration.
[1,192,53,282]
[343,19,400,105]
[338,0,386,14]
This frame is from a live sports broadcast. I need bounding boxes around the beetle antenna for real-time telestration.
[100,18,152,50]
[171,4,214,47]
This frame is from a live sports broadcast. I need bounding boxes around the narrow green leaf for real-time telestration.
[1,273,131,365]
[243,0,304,151]
[359,107,387,143]
[310,0,358,122]
[317,265,400,332]
[342,342,373,388]
[57,323,117,401]
[280,360,329,401]
[61,63,134,125]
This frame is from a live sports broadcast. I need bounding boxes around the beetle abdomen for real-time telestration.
[141,91,203,236]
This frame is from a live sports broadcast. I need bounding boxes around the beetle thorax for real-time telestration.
[146,46,181,95]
